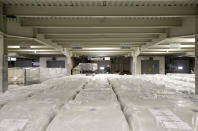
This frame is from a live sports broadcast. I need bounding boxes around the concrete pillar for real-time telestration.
[64,49,73,75]
[0,3,8,92]
[132,55,138,75]
[195,34,198,95]
[0,35,8,92]
[130,57,133,74]
[131,51,138,75]
[195,16,198,95]
[65,56,72,75]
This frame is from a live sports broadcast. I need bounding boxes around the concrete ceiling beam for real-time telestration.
[37,28,166,34]
[21,17,181,28]
[52,38,152,43]
[44,34,159,39]
[6,6,198,17]
[143,49,195,52]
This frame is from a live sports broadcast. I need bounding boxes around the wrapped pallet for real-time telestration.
[8,68,25,84]
[25,68,40,84]
[79,63,98,72]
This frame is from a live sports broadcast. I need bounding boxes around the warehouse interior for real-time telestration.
[0,0,198,130]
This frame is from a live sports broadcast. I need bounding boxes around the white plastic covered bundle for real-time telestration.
[0,86,34,105]
[125,107,196,131]
[108,76,198,131]
[166,73,195,83]
[75,89,119,108]
[31,77,88,104]
[47,76,130,131]
[0,83,52,110]
[134,74,195,94]
[0,99,62,131]
[83,79,111,90]
[42,76,88,90]
[1,75,88,107]
[2,74,197,131]
[47,104,130,131]
[74,78,119,108]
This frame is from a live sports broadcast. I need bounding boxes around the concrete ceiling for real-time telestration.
[0,0,197,57]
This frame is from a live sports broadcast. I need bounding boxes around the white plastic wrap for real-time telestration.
[0,87,34,105]
[108,76,198,131]
[8,68,68,84]
[47,104,130,131]
[25,68,40,84]
[31,78,88,104]
[74,78,119,108]
[47,76,130,131]
[74,89,119,108]
[1,75,89,107]
[132,74,195,94]
[42,76,88,90]
[0,99,61,131]
[83,77,111,90]
[1,74,197,131]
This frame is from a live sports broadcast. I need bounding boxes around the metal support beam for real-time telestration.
[0,3,8,92]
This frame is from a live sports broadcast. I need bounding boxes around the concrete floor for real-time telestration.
[0,74,197,131]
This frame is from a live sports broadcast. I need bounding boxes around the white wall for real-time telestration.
[39,57,51,68]
[134,56,165,74]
